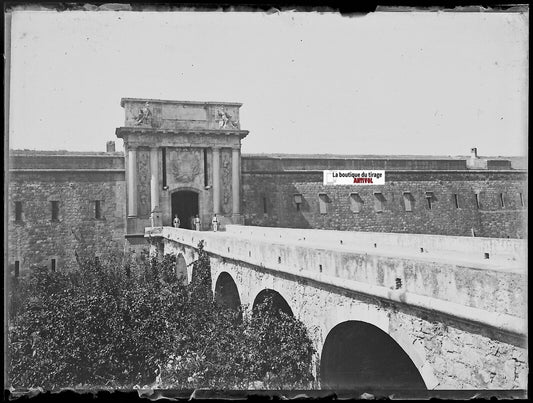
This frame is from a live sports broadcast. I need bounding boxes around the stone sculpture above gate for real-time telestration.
[121,98,243,132]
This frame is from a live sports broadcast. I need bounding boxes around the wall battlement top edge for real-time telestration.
[9,149,125,157]
[241,153,525,161]
[115,127,249,134]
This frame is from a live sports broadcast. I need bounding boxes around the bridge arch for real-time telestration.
[252,288,294,317]
[214,272,241,311]
[320,320,426,390]
[175,253,188,284]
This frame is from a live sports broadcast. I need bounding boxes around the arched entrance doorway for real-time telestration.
[171,190,199,230]
[320,321,426,391]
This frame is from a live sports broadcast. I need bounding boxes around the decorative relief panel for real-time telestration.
[122,99,244,131]
[137,149,151,217]
[127,102,163,129]
[171,150,201,184]
[221,150,232,214]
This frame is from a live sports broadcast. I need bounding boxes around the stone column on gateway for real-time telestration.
[149,147,162,227]
[150,147,160,212]
[127,146,138,218]
[212,146,221,215]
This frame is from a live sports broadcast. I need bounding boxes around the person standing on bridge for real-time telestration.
[194,214,201,231]
[173,215,181,228]
[211,214,219,232]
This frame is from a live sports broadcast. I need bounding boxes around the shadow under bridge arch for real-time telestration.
[252,289,294,318]
[214,272,242,312]
[320,321,426,391]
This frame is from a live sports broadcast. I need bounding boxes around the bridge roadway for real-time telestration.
[145,225,527,390]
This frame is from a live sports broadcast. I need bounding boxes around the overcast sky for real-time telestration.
[8,10,529,156]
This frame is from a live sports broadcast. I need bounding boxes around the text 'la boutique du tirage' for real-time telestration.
[323,170,386,185]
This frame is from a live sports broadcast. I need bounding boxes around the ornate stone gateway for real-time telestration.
[116,98,249,241]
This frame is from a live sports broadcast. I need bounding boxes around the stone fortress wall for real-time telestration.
[7,149,127,275]
[241,155,527,238]
[7,148,526,276]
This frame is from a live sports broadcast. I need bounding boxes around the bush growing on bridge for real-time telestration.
[8,241,315,390]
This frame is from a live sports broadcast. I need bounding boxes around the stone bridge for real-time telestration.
[145,225,527,391]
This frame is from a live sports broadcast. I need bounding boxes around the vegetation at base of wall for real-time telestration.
[8,241,315,390]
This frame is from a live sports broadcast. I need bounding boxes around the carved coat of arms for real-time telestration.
[171,151,201,183]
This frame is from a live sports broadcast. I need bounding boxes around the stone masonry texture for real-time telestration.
[241,162,527,238]
[8,152,126,275]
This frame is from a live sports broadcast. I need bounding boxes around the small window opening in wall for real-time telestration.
[373,193,385,213]
[278,256,281,264]
[51,201,59,221]
[294,193,303,211]
[475,193,480,209]
[319,264,323,273]
[500,193,505,208]
[349,193,363,213]
[15,201,22,221]
[318,193,329,214]
[94,200,102,219]
[15,261,20,278]
[402,192,413,212]
[51,258,56,272]
[425,192,434,210]
[262,196,268,215]
[453,194,459,209]
[203,148,209,187]
[519,193,524,208]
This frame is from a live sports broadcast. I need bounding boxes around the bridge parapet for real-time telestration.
[225,225,527,264]
[146,226,526,337]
